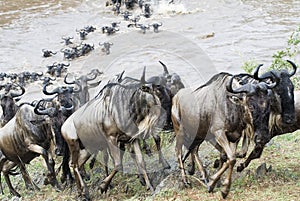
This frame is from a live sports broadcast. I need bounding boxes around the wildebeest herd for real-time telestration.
[0,0,299,200]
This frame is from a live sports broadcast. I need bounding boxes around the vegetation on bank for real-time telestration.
[242,26,300,88]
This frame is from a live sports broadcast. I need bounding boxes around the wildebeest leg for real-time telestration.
[69,139,90,200]
[2,161,21,197]
[236,132,250,158]
[207,131,236,199]
[191,145,208,185]
[18,162,40,191]
[132,139,154,192]
[187,152,195,175]
[142,139,152,156]
[175,126,189,186]
[78,149,92,181]
[153,134,171,169]
[61,147,74,186]
[89,154,97,169]
[237,144,264,172]
[27,144,59,189]
[99,137,120,193]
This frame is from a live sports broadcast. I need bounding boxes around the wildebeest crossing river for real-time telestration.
[0,0,300,200]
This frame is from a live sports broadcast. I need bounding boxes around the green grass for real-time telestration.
[0,131,299,201]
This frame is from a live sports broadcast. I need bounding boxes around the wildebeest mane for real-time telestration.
[194,72,232,91]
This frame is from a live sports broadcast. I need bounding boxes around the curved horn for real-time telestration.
[63,63,70,67]
[159,60,169,76]
[36,71,43,76]
[265,71,280,89]
[10,84,25,98]
[72,80,82,93]
[287,60,297,77]
[109,42,113,45]
[158,22,163,26]
[99,42,103,46]
[252,64,264,80]
[34,99,57,117]
[43,83,60,95]
[64,73,76,84]
[226,74,253,94]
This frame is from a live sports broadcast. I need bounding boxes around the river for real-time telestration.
[0,0,299,89]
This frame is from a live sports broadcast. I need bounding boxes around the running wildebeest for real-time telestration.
[236,60,297,172]
[61,68,162,200]
[172,72,277,198]
[0,100,63,197]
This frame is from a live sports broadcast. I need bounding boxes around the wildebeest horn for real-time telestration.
[226,74,254,94]
[64,73,75,84]
[264,71,280,89]
[10,84,25,98]
[252,64,264,80]
[287,60,297,77]
[99,42,103,46]
[86,69,99,81]
[36,71,43,76]
[141,66,146,84]
[72,80,82,93]
[43,83,60,95]
[109,42,113,45]
[159,61,169,76]
[34,99,57,117]
[117,70,125,82]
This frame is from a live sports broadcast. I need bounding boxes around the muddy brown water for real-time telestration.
[0,0,299,197]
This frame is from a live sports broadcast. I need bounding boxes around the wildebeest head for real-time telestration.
[0,83,25,126]
[34,98,73,156]
[254,60,297,124]
[227,73,278,144]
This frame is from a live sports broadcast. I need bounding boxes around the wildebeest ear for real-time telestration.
[228,95,244,105]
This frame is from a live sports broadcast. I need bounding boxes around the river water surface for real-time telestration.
[0,0,300,89]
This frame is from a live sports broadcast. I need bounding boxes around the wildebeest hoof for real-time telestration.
[100,182,108,194]
[221,190,229,199]
[237,163,245,172]
[161,160,171,170]
[213,159,220,169]
[138,175,146,186]
[187,166,195,175]
[201,178,209,186]
[11,191,21,198]
[78,194,90,201]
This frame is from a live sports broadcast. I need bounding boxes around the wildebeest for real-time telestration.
[0,100,61,197]
[42,49,57,57]
[99,42,113,55]
[149,22,163,33]
[61,36,74,46]
[171,72,277,198]
[0,83,25,127]
[236,60,297,172]
[64,69,103,106]
[61,68,162,200]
